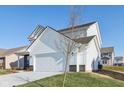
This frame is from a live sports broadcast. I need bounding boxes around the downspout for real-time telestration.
[17,56,20,69]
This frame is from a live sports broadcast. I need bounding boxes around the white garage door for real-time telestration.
[35,53,64,72]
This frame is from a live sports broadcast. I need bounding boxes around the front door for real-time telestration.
[24,55,29,69]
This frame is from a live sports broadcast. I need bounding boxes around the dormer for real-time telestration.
[28,25,45,42]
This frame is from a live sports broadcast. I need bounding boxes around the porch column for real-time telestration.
[76,53,80,72]
[17,56,20,69]
[32,55,36,72]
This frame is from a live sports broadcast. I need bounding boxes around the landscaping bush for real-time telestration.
[98,64,103,70]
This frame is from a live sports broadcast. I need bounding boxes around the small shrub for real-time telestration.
[98,64,103,70]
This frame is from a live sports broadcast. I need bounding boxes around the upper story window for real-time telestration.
[109,54,111,57]
[102,53,109,56]
[102,52,112,55]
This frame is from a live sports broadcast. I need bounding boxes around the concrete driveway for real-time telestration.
[0,72,62,87]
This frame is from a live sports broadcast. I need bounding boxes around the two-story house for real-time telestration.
[27,21,102,72]
[114,56,124,66]
[101,47,115,66]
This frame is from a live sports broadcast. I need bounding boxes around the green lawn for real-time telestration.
[0,69,17,75]
[18,72,124,87]
[103,66,124,72]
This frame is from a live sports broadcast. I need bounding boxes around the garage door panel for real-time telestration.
[35,53,64,72]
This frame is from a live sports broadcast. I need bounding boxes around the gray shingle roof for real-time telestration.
[73,35,95,44]
[0,46,28,57]
[0,49,8,56]
[101,47,114,53]
[59,21,96,33]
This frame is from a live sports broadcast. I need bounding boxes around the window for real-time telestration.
[79,65,85,71]
[102,61,104,64]
[71,52,74,56]
[109,54,111,57]
[105,61,107,64]
[69,65,76,72]
[103,60,107,64]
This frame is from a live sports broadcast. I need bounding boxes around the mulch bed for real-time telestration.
[94,70,124,81]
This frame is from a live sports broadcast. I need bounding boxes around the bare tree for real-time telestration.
[56,6,83,87]
[59,32,78,87]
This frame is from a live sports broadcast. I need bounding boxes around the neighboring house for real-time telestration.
[101,47,115,66]
[114,56,124,66]
[27,21,102,72]
[0,46,29,69]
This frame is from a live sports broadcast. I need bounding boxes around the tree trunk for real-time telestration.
[62,54,69,87]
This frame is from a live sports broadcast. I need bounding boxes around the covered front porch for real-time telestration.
[101,56,111,66]
[15,52,32,71]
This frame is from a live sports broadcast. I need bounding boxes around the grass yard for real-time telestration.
[103,66,124,72]
[0,69,17,75]
[18,72,124,87]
